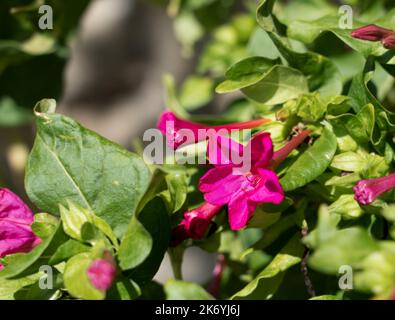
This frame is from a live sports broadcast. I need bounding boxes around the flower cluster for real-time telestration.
[160,112,312,246]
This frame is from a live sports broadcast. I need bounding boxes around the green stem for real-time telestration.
[168,247,184,280]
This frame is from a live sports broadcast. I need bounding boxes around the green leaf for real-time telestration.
[164,280,214,300]
[328,195,364,219]
[216,56,278,92]
[118,216,153,271]
[160,168,188,214]
[107,276,141,300]
[25,99,151,238]
[280,127,337,192]
[0,275,40,300]
[49,239,91,265]
[59,201,118,247]
[218,63,308,105]
[231,233,304,300]
[59,202,91,241]
[63,252,105,300]
[256,1,342,97]
[309,227,379,274]
[14,272,63,300]
[126,198,171,285]
[287,13,393,57]
[179,76,214,110]
[31,213,59,239]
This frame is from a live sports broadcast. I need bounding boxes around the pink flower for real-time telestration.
[199,132,284,230]
[353,173,395,205]
[170,202,222,247]
[0,188,41,266]
[87,255,116,291]
[157,111,270,149]
[383,35,395,50]
[351,24,394,41]
[171,130,311,245]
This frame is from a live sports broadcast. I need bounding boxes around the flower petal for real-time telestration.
[228,194,256,230]
[0,188,34,225]
[0,221,40,257]
[246,132,273,169]
[207,134,244,166]
[248,169,284,204]
[199,166,244,205]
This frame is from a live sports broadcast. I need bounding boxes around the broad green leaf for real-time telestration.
[303,205,340,249]
[280,127,337,192]
[218,63,308,105]
[179,76,214,110]
[25,99,151,238]
[216,56,278,92]
[328,195,364,219]
[330,151,366,172]
[309,227,379,274]
[231,233,304,300]
[0,275,40,300]
[126,198,171,285]
[118,217,153,271]
[256,1,342,97]
[287,13,393,57]
[14,272,63,300]
[49,239,91,265]
[354,251,395,296]
[164,280,214,300]
[63,252,105,300]
[251,203,305,251]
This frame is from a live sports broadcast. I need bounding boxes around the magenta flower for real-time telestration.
[383,35,395,50]
[199,132,284,230]
[0,188,41,269]
[353,173,395,205]
[171,130,311,245]
[170,202,222,247]
[157,111,270,149]
[351,24,394,42]
[87,256,116,291]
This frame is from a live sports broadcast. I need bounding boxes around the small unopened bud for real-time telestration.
[87,256,116,291]
[383,35,395,50]
[351,24,394,41]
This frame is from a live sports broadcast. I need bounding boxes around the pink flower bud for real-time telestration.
[353,173,395,205]
[157,111,270,149]
[351,24,394,42]
[87,258,116,291]
[383,35,395,50]
[170,202,222,246]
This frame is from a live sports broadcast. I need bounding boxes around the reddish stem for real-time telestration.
[207,255,226,298]
[271,130,311,169]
